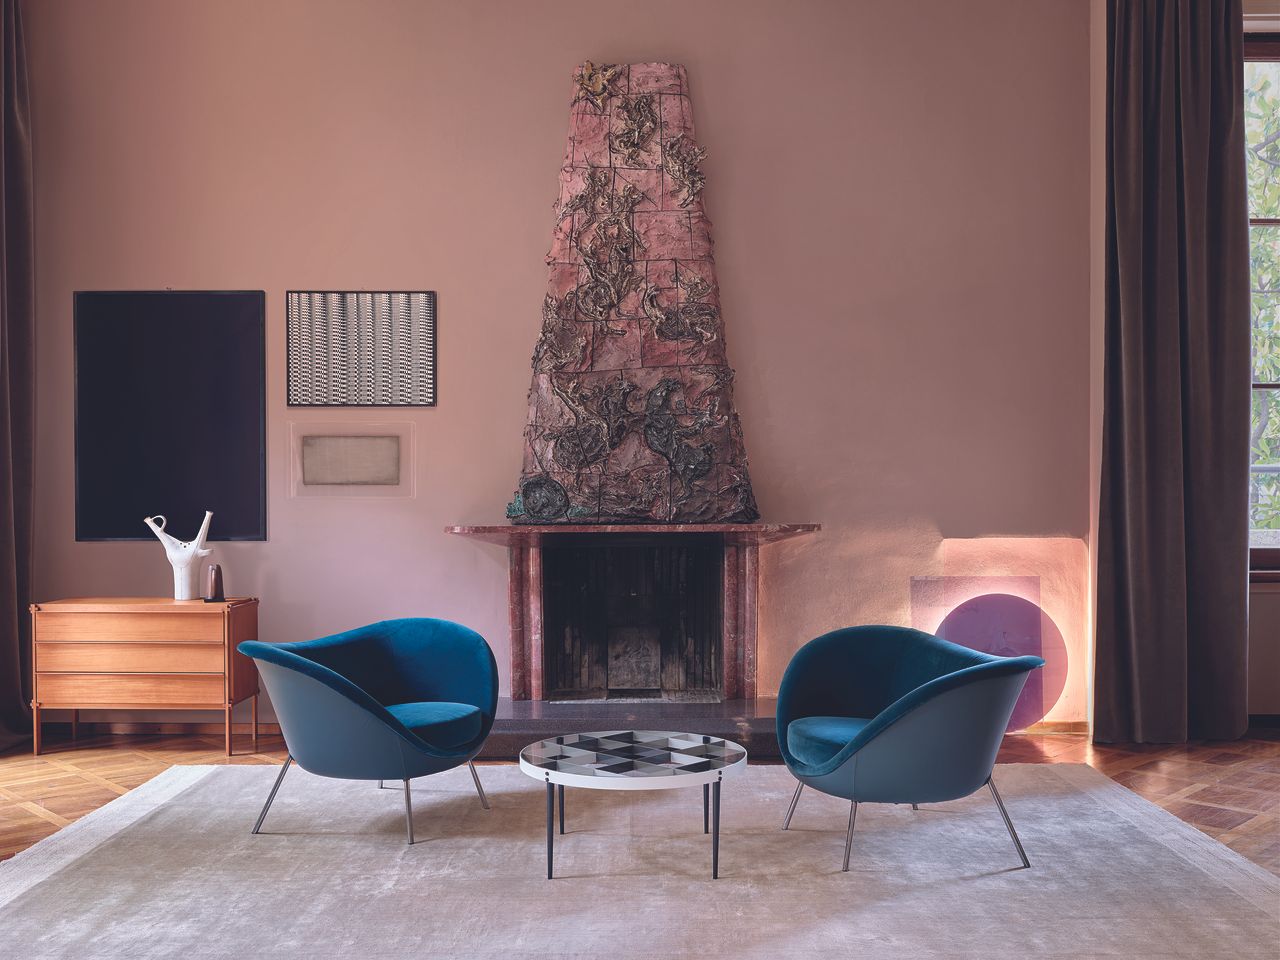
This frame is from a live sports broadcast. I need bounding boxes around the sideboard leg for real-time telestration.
[71,710,79,741]
[224,705,233,756]
[31,705,41,756]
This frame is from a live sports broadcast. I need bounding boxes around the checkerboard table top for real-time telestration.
[519,730,748,789]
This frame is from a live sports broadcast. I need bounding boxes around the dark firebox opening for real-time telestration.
[542,533,723,701]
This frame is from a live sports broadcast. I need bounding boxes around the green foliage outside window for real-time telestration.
[1247,61,1280,539]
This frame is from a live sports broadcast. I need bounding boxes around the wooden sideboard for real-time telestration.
[29,597,260,756]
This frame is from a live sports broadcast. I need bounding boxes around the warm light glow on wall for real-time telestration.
[912,538,1089,725]
[911,578,1069,730]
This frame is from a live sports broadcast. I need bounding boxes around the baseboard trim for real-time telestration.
[56,717,1092,739]
[47,720,283,738]
[1024,720,1089,734]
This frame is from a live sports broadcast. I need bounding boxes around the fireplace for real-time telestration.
[543,533,721,700]
[447,523,817,701]
[447,63,818,702]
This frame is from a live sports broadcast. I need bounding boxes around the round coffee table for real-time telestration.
[519,730,748,879]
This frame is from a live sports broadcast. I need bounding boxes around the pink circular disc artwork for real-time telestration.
[935,593,1069,731]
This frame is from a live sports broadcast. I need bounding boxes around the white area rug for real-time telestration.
[0,763,1275,959]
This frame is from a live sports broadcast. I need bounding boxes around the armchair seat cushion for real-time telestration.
[788,715,872,767]
[386,701,482,750]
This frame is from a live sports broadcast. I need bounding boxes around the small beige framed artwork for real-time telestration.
[289,421,415,498]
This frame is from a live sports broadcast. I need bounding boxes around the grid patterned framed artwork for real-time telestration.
[286,290,436,406]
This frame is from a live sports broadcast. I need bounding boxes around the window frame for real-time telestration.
[1246,34,1280,578]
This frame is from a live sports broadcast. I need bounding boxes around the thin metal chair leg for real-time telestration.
[988,776,1029,868]
[403,779,414,845]
[911,803,918,811]
[842,801,858,872]
[252,755,292,835]
[468,761,491,810]
[782,780,804,830]
[703,783,710,834]
[378,780,384,789]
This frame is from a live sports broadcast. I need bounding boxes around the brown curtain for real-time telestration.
[1095,0,1250,743]
[0,0,32,752]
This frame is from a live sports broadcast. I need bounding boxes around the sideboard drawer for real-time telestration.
[36,673,225,706]
[35,612,223,643]
[37,642,224,674]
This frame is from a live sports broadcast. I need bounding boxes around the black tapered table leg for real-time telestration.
[703,783,709,834]
[711,780,721,879]
[558,784,565,835]
[546,781,554,879]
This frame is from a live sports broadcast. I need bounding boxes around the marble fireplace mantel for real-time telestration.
[446,523,819,701]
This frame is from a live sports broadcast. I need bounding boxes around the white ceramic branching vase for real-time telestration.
[143,511,213,600]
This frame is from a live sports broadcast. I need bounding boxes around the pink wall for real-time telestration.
[26,1,1092,716]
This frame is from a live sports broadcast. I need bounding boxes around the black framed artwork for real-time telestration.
[286,291,437,406]
[74,290,267,541]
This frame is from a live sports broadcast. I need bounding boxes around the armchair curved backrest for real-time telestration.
[240,618,498,781]
[777,626,1043,803]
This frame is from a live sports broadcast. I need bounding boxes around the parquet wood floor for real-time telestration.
[1,727,1277,875]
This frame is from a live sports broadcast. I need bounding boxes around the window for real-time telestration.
[1246,36,1280,565]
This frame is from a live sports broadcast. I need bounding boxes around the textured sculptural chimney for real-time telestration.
[508,62,759,524]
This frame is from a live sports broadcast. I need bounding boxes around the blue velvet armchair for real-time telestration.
[239,617,499,844]
[776,625,1043,871]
